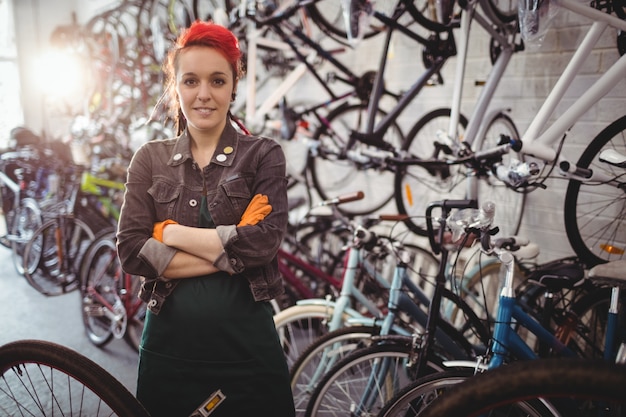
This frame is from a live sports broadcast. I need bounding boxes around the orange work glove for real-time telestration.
[238,194,272,226]
[152,219,178,242]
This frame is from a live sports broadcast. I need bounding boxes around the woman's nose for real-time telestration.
[196,83,211,101]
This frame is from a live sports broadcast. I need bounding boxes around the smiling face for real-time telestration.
[175,46,236,139]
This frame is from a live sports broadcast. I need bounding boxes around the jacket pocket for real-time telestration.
[213,177,251,224]
[148,180,180,220]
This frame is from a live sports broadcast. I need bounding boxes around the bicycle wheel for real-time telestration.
[304,0,394,44]
[290,325,380,416]
[273,304,354,370]
[475,111,525,238]
[9,197,42,275]
[309,102,405,216]
[304,340,445,417]
[394,108,468,236]
[479,0,519,26]
[563,285,624,360]
[0,339,149,416]
[377,366,558,417]
[564,115,626,266]
[416,358,626,417]
[80,229,146,351]
[22,217,95,296]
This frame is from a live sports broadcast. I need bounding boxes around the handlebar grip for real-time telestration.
[378,214,409,221]
[320,191,365,206]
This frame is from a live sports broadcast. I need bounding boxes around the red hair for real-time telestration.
[162,21,244,134]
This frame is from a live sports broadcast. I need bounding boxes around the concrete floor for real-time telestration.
[0,245,139,394]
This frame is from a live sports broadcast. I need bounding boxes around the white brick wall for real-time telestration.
[282,6,625,264]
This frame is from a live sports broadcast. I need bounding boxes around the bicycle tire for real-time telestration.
[376,366,558,417]
[479,0,519,26]
[564,115,626,266]
[22,217,95,296]
[9,197,42,276]
[394,108,469,236]
[416,358,626,417]
[474,111,525,238]
[304,340,446,417]
[0,339,150,416]
[309,102,404,215]
[405,0,462,32]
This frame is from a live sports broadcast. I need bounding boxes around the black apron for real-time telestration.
[136,198,294,417]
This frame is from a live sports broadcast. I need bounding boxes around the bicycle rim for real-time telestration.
[564,115,626,266]
[0,339,149,416]
[290,326,379,416]
[305,342,445,417]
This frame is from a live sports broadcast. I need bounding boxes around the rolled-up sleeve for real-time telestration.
[117,143,174,278]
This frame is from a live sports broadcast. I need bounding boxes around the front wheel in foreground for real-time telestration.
[0,339,150,416]
[414,358,626,417]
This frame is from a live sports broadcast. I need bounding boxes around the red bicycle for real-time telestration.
[79,229,146,351]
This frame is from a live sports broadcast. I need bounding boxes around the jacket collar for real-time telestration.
[168,122,239,167]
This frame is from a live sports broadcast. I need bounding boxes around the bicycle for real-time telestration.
[0,339,150,416]
[288,203,494,416]
[274,192,486,372]
[386,0,526,239]
[79,229,147,352]
[302,193,622,416]
[0,148,46,275]
[224,0,405,204]
[305,0,460,215]
[397,0,626,267]
[374,210,626,416]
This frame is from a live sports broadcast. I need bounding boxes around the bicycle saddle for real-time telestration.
[527,258,586,291]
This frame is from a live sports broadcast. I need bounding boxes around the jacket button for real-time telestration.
[173,153,182,161]
[230,258,237,265]
[165,282,173,288]
[189,199,198,207]
[148,299,158,308]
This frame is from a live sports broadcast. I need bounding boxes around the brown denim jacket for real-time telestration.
[116,122,288,314]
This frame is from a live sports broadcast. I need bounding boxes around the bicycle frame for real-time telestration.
[277,247,344,302]
[519,0,626,185]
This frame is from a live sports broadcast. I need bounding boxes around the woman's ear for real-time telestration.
[231,80,238,102]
